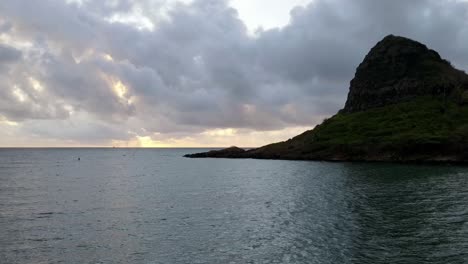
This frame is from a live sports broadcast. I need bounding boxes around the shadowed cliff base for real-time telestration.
[185,35,468,163]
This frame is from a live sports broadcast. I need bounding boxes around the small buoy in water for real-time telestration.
[78,157,80,161]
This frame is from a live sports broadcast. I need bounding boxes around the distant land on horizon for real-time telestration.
[186,35,468,163]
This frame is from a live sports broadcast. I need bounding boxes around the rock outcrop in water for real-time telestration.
[185,35,468,163]
[186,147,246,158]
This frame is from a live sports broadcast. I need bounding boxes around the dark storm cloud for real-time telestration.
[0,0,468,143]
[0,44,21,63]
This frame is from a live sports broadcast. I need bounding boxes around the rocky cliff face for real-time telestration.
[343,35,468,112]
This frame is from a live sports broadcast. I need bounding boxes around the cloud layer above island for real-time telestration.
[1,0,468,147]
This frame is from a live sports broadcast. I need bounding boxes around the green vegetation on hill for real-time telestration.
[311,97,468,146]
[256,97,468,161]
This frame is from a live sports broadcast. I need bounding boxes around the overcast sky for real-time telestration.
[1,0,468,147]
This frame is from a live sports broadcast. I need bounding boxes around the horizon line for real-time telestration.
[0,146,256,149]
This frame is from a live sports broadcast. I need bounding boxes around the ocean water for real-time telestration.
[1,149,468,264]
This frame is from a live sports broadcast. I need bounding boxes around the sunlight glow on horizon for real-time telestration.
[0,0,318,148]
[0,125,315,148]
[111,126,314,148]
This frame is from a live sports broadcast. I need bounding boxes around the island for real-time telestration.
[185,35,468,162]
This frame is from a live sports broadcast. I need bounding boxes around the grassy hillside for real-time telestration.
[251,97,468,161]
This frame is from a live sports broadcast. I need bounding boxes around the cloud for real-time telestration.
[0,0,468,146]
[0,44,21,63]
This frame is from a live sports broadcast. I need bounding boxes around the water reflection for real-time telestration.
[342,164,468,263]
[1,149,468,264]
